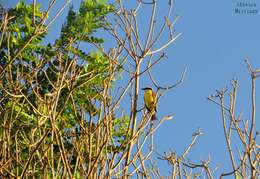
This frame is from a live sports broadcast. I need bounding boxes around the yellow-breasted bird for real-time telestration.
[142,87,157,120]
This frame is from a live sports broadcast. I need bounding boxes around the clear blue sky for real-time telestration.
[1,0,260,177]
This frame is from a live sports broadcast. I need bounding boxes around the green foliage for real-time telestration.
[53,1,115,122]
[112,115,130,146]
[0,2,50,109]
[0,0,118,177]
[58,0,113,46]
[1,2,46,54]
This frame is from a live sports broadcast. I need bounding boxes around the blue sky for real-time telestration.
[154,0,260,175]
[1,0,260,177]
[155,0,260,173]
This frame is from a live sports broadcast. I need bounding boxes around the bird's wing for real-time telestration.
[152,91,157,112]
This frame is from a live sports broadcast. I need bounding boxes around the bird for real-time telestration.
[142,87,157,120]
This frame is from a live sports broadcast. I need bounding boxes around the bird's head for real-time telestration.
[141,87,153,91]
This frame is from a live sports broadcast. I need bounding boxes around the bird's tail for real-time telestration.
[151,112,157,120]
